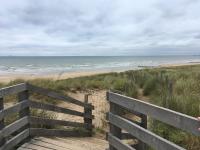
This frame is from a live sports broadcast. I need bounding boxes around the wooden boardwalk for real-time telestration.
[18,137,108,150]
[0,83,199,150]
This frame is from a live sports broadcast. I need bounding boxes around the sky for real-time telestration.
[0,0,200,56]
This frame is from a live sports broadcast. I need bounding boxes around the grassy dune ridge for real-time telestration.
[1,65,200,149]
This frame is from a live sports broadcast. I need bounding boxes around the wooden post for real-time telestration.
[137,114,148,150]
[18,90,30,130]
[84,94,92,136]
[107,92,122,150]
[0,97,5,146]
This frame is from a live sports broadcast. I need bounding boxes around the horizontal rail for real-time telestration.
[108,91,200,136]
[0,100,29,120]
[29,100,85,117]
[30,128,91,137]
[29,116,92,128]
[0,116,29,140]
[0,83,27,98]
[108,113,185,150]
[108,133,136,150]
[0,129,29,150]
[27,84,93,109]
[121,133,135,140]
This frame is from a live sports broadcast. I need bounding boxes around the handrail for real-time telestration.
[106,91,200,150]
[0,83,94,150]
[0,83,27,98]
[108,91,199,136]
[27,83,94,108]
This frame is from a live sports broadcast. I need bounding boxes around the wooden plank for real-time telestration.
[84,94,93,136]
[20,142,51,150]
[29,116,92,128]
[33,137,72,148]
[29,128,91,137]
[17,147,31,150]
[121,133,135,140]
[29,100,89,118]
[27,83,94,109]
[0,100,29,120]
[0,83,27,97]
[0,116,29,140]
[0,97,4,146]
[108,133,136,150]
[138,114,147,150]
[108,91,200,136]
[0,129,29,150]
[18,91,30,118]
[109,101,123,150]
[29,139,67,150]
[108,113,185,150]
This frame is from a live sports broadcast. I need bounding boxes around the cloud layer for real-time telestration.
[0,0,200,55]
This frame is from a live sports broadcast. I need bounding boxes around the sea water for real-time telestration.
[0,56,200,75]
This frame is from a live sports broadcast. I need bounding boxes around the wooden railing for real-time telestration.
[0,83,94,150]
[106,91,200,150]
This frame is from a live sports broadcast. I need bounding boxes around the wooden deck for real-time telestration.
[0,83,199,150]
[18,137,108,150]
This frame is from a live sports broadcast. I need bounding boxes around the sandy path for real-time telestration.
[57,90,108,129]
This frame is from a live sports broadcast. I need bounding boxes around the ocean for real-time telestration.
[0,56,200,75]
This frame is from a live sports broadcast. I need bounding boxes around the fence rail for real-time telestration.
[0,83,94,150]
[106,91,200,150]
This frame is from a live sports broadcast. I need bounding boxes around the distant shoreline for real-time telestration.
[0,62,200,83]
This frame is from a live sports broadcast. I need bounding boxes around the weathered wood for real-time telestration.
[29,116,92,128]
[20,143,51,150]
[108,91,200,136]
[28,139,67,150]
[108,113,185,150]
[30,128,91,137]
[0,83,27,97]
[18,91,30,118]
[0,116,29,140]
[0,100,29,121]
[138,114,148,150]
[107,133,136,150]
[29,100,90,118]
[0,129,29,150]
[121,133,135,140]
[27,83,94,109]
[0,97,4,146]
[84,94,93,136]
[109,97,123,150]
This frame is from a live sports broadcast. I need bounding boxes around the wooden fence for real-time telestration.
[106,91,200,150]
[0,83,94,150]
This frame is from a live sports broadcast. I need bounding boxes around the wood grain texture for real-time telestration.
[0,116,29,140]
[0,100,29,121]
[0,83,27,98]
[0,129,29,150]
[30,128,91,137]
[27,83,94,109]
[29,116,92,128]
[29,100,84,117]
[108,113,185,150]
[108,91,200,136]
[108,133,136,150]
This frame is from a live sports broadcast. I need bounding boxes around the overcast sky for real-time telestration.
[0,0,200,56]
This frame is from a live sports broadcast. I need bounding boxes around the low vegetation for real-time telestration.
[1,65,200,149]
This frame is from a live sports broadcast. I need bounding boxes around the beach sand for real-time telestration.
[0,70,114,83]
[1,62,200,83]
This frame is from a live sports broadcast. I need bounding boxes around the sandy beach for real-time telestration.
[0,62,200,83]
[0,70,115,83]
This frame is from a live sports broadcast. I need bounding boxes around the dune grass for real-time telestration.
[1,65,200,149]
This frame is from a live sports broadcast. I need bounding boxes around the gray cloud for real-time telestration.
[0,0,200,56]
